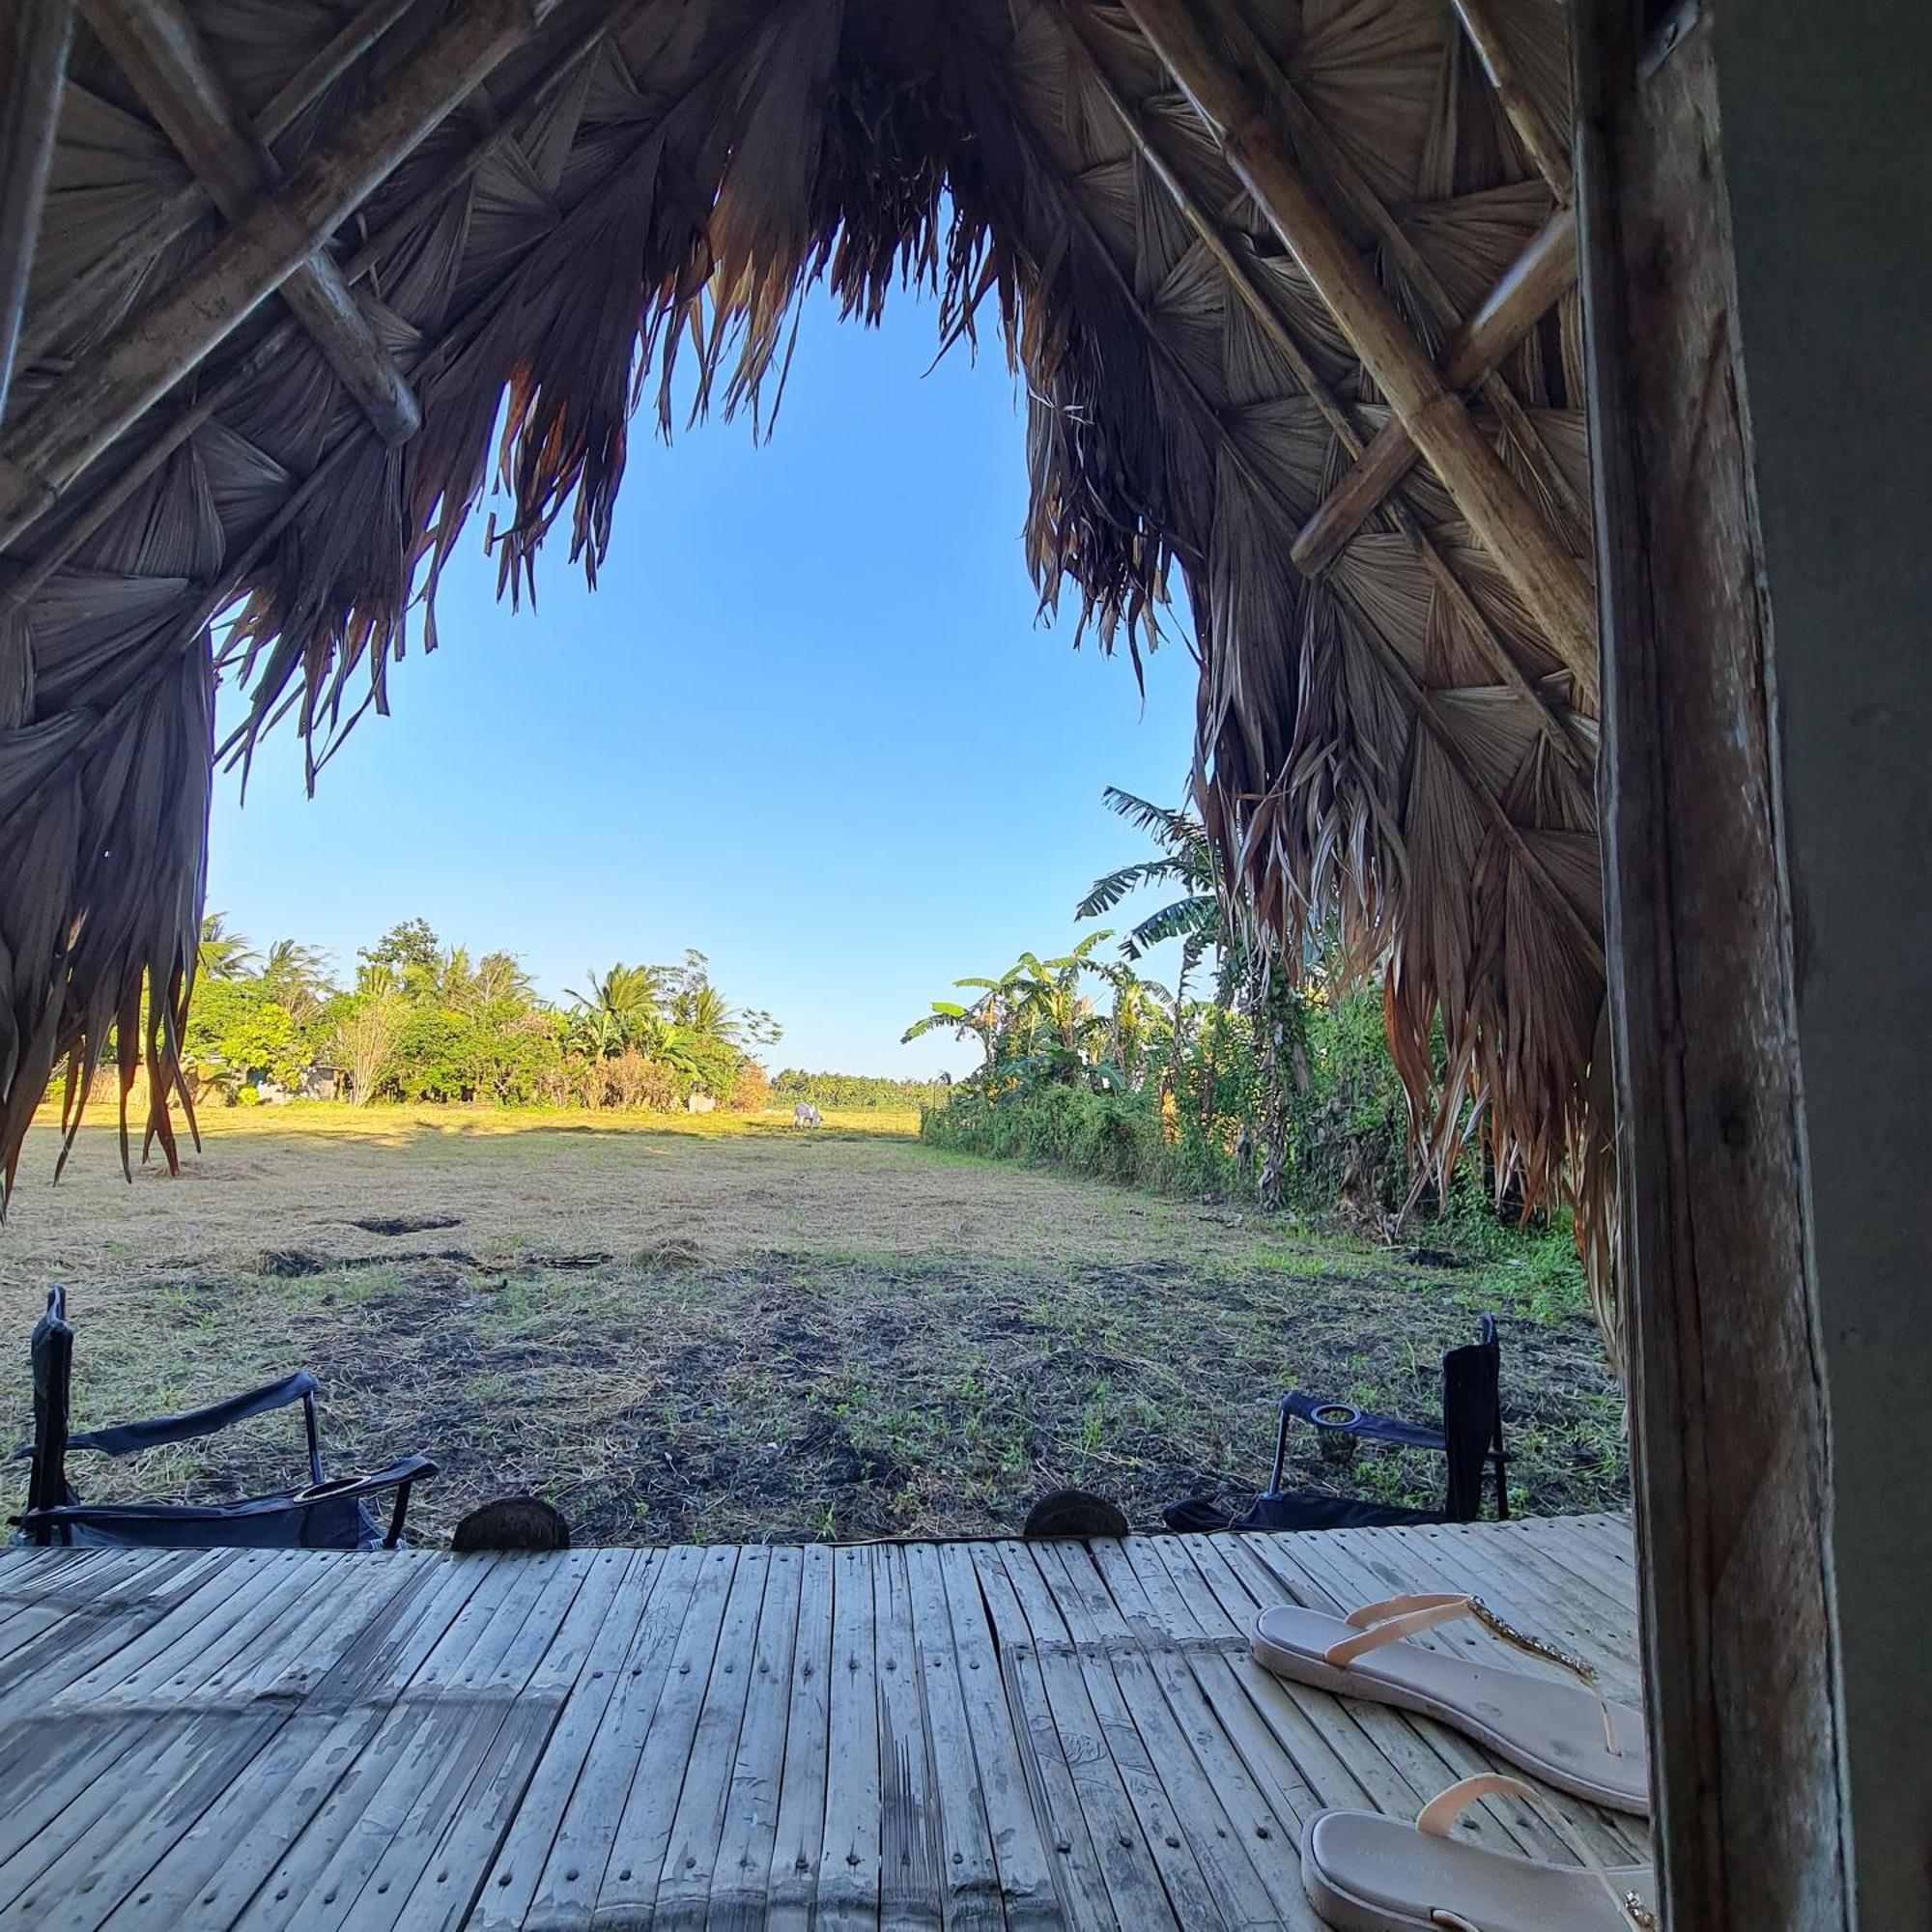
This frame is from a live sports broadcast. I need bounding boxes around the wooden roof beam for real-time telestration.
[19,0,421,374]
[1122,0,1598,685]
[1196,0,1589,552]
[80,0,420,447]
[1447,0,1574,203]
[1293,206,1577,576]
[0,0,75,424]
[0,0,549,551]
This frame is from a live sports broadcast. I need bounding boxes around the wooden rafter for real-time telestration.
[0,0,548,551]
[1448,0,1574,201]
[1049,0,1589,772]
[0,0,75,423]
[1194,0,1588,553]
[1122,0,1598,684]
[18,0,422,376]
[80,0,421,446]
[1294,208,1577,575]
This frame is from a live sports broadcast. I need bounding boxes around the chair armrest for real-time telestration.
[1281,1389,1450,1453]
[35,1372,323,1459]
[14,1454,437,1529]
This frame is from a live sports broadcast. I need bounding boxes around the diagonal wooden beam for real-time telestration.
[1197,0,1589,552]
[1294,207,1577,575]
[81,0,420,446]
[1122,0,1598,684]
[1049,0,1589,772]
[0,0,549,549]
[1447,0,1574,202]
[18,0,420,375]
[0,0,74,423]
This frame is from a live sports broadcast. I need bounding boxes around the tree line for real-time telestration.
[906,789,1424,1222]
[186,917,781,1111]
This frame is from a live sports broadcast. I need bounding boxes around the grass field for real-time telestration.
[0,1105,1628,1544]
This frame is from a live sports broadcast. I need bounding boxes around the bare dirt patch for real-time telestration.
[0,1109,1627,1544]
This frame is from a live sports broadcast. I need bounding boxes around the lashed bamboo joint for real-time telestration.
[0,0,1617,1365]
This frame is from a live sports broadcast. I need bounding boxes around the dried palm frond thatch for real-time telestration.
[0,0,1616,1362]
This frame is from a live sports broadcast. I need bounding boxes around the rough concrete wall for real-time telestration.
[1716,5,1932,1922]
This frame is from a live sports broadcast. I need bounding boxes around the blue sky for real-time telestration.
[209,286,1200,1078]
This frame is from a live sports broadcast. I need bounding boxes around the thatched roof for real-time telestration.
[0,0,1607,1344]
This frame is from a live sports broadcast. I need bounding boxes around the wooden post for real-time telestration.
[1293,208,1577,575]
[80,0,421,445]
[0,0,543,547]
[1575,2,1852,1925]
[0,0,74,423]
[1121,0,1599,684]
[1446,0,1574,201]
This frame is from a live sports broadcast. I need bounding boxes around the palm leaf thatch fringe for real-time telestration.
[0,0,1623,1372]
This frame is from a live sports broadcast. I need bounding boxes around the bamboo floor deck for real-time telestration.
[0,1512,1644,1929]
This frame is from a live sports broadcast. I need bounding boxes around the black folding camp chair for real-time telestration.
[13,1285,435,1550]
[1166,1315,1512,1532]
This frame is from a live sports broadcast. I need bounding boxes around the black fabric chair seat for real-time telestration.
[12,1286,435,1551]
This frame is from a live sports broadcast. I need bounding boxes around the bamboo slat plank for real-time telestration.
[1166,1537,1422,1821]
[644,1546,776,1926]
[705,1545,805,1931]
[201,1551,440,1709]
[812,1544,884,1929]
[4,1705,289,1929]
[469,1549,664,1931]
[1105,1530,1329,1924]
[127,1556,501,1928]
[521,1545,711,1926]
[766,1544,835,1932]
[1050,1540,1315,1930]
[900,1542,1027,1930]
[22,1558,443,1932]
[0,1548,243,1703]
[1113,1537,1328,1839]
[385,1550,642,1932]
[315,1557,593,1931]
[873,1546,943,1932]
[590,1545,744,1920]
[0,1549,157,1666]
[976,1543,1184,1930]
[228,1558,546,1931]
[948,1542,1121,1930]
[77,1549,339,1709]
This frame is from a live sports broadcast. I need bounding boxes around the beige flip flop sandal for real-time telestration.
[1302,1773,1657,1931]
[1252,1592,1649,1814]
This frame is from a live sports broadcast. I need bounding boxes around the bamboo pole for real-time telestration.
[1049,0,1588,772]
[1196,0,1588,549]
[80,0,421,445]
[0,0,74,424]
[1294,208,1577,575]
[17,0,420,374]
[1122,0,1598,684]
[0,0,545,549]
[1447,0,1574,202]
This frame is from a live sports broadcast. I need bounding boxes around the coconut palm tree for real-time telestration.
[565,963,668,1054]
[257,940,334,1021]
[197,913,258,982]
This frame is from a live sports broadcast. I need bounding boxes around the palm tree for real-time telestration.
[1081,788,1236,1064]
[565,963,668,1055]
[197,913,258,981]
[257,939,333,1021]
